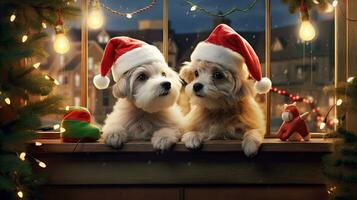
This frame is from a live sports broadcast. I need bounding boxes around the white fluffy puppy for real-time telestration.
[103,62,183,150]
[93,37,183,150]
[179,24,271,157]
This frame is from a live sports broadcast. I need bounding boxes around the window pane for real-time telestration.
[88,0,163,125]
[270,0,335,133]
[168,0,266,120]
[39,0,81,129]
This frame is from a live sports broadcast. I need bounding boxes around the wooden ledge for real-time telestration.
[29,138,334,153]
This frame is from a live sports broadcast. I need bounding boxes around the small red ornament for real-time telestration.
[277,102,311,141]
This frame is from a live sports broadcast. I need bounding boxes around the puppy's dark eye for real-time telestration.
[162,72,166,77]
[137,73,148,81]
[194,70,199,78]
[213,71,224,80]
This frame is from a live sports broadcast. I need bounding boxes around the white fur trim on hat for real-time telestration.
[190,42,243,70]
[93,74,110,90]
[254,77,272,94]
[111,45,165,82]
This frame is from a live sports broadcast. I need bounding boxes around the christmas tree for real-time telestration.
[323,77,357,200]
[0,0,79,199]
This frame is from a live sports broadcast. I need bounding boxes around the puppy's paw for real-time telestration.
[181,132,202,149]
[151,128,180,151]
[102,126,127,148]
[242,129,263,157]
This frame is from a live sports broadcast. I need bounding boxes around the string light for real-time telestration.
[347,76,355,83]
[53,79,60,85]
[323,3,334,13]
[42,22,47,29]
[17,190,24,198]
[19,152,26,161]
[88,0,104,29]
[33,62,41,69]
[53,10,70,54]
[10,12,16,22]
[319,122,326,130]
[65,105,70,111]
[190,5,197,11]
[60,127,66,133]
[332,0,338,7]
[5,98,11,105]
[22,34,28,43]
[53,124,60,130]
[100,0,157,18]
[45,75,50,80]
[38,161,47,168]
[336,99,343,106]
[35,141,42,146]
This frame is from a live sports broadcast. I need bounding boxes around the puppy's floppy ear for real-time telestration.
[112,77,127,98]
[236,79,255,100]
[179,62,194,84]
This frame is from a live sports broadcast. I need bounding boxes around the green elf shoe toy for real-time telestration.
[61,106,101,142]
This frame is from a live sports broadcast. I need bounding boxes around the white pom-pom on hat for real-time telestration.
[254,77,272,94]
[93,74,110,90]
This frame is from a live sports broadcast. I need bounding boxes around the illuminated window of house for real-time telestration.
[44,0,339,135]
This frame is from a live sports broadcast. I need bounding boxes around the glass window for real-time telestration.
[270,0,335,133]
[88,0,163,125]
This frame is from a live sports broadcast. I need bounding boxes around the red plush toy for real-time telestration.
[276,102,311,141]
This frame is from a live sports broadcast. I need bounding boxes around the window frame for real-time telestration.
[79,0,347,136]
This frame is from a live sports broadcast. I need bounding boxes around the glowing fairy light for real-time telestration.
[42,22,47,29]
[347,76,355,83]
[35,141,42,146]
[60,127,66,133]
[45,75,50,80]
[65,105,70,111]
[299,20,316,41]
[320,122,326,130]
[5,98,11,105]
[336,99,343,106]
[38,161,47,168]
[332,0,338,7]
[53,124,60,130]
[10,13,16,22]
[17,190,23,198]
[19,152,26,161]
[53,79,60,85]
[190,5,197,11]
[33,62,41,69]
[22,34,28,43]
[126,13,132,19]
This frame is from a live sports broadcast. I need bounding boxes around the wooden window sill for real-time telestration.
[29,138,334,153]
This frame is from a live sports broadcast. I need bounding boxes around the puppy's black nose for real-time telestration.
[193,83,203,92]
[161,81,171,90]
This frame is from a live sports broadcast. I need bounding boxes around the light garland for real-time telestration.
[10,12,16,22]
[185,0,258,17]
[100,0,157,19]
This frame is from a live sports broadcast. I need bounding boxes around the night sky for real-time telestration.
[94,0,333,33]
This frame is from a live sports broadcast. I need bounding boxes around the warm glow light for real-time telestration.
[38,161,47,168]
[17,191,23,198]
[336,99,343,106]
[45,75,50,80]
[88,9,104,29]
[53,124,60,130]
[54,79,60,85]
[22,34,28,43]
[53,33,70,54]
[323,3,334,13]
[126,13,132,19]
[33,62,41,69]
[312,0,319,4]
[332,0,338,7]
[19,152,26,161]
[65,105,70,111]
[333,118,339,124]
[347,76,355,83]
[5,98,11,105]
[299,20,316,41]
[35,141,42,146]
[42,22,47,29]
[10,14,16,22]
[320,122,326,130]
[60,127,66,133]
[190,5,197,11]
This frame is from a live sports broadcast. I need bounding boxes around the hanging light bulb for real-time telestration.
[126,13,133,19]
[299,1,316,41]
[10,12,16,22]
[88,0,104,29]
[190,5,197,11]
[53,10,70,54]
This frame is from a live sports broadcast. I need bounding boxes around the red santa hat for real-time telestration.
[190,24,272,94]
[93,36,165,89]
